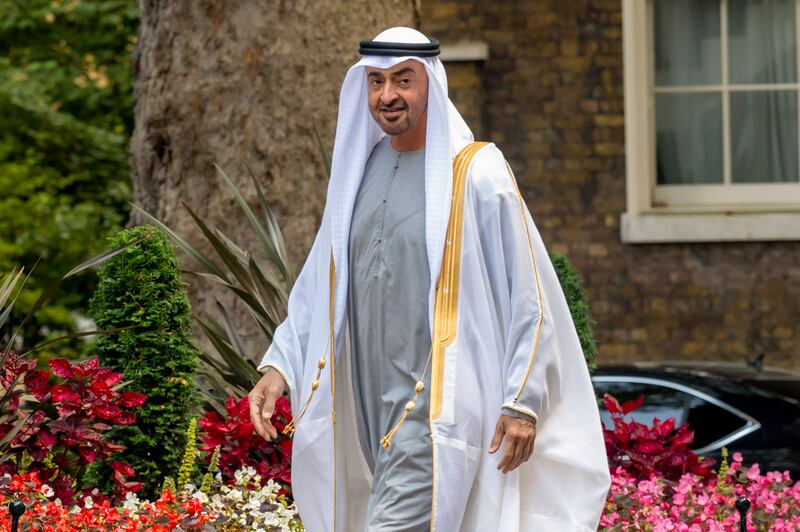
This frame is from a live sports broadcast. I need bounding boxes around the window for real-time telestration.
[594,376,759,452]
[622,0,800,242]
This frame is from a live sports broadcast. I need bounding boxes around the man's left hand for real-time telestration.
[488,414,536,474]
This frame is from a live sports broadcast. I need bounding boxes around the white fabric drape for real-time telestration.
[259,26,610,532]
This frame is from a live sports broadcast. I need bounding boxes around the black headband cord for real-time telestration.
[358,37,440,57]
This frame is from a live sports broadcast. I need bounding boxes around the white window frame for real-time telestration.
[621,0,800,243]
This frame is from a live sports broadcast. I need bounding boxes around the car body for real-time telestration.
[592,361,800,477]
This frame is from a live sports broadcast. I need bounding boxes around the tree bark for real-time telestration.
[130,0,416,354]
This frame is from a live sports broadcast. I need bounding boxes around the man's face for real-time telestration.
[366,60,429,137]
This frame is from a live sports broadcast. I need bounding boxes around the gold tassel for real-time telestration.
[282,355,328,436]
[379,348,432,449]
[284,253,338,437]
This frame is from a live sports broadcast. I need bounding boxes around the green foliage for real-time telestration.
[86,226,200,499]
[136,166,295,416]
[0,0,137,350]
[549,252,599,371]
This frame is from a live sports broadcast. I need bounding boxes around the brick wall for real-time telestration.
[422,0,800,369]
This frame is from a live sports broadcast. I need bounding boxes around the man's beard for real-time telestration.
[375,101,411,135]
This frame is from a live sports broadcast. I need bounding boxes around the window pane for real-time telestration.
[656,93,724,184]
[655,0,721,86]
[731,91,799,183]
[594,381,689,428]
[729,0,797,84]
[686,399,748,449]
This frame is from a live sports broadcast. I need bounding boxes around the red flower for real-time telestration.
[198,395,293,492]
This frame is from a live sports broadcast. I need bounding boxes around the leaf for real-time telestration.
[48,358,75,379]
[111,460,136,477]
[182,202,256,294]
[621,394,645,415]
[195,315,260,385]
[217,164,289,281]
[118,391,147,408]
[603,393,623,416]
[214,301,248,360]
[22,325,137,357]
[244,163,293,282]
[62,231,154,278]
[312,116,332,178]
[131,203,229,281]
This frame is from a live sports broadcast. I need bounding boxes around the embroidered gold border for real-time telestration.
[329,253,337,531]
[504,162,545,405]
[430,141,488,421]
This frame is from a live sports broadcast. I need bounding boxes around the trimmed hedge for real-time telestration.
[86,225,199,498]
[550,252,599,371]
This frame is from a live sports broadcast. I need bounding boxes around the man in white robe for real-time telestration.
[249,27,610,531]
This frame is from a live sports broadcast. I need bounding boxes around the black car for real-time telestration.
[592,360,800,477]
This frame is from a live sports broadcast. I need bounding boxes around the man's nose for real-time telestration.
[379,82,398,105]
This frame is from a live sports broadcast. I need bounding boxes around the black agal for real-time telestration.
[358,37,440,57]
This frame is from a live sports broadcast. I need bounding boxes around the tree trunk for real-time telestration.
[130,0,416,354]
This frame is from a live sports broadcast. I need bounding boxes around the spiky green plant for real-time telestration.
[177,418,199,490]
[200,446,221,495]
[134,165,296,415]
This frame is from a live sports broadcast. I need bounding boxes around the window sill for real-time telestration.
[621,211,800,243]
[440,41,489,62]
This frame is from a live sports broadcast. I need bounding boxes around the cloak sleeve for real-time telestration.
[471,145,559,423]
[256,223,324,394]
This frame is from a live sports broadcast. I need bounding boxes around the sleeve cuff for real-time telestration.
[256,361,292,392]
[501,403,538,423]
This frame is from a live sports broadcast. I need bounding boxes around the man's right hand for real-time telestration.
[248,368,287,441]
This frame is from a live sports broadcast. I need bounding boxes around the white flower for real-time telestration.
[54,498,62,507]
[84,496,93,509]
[194,491,209,504]
[40,484,54,498]
[122,491,140,511]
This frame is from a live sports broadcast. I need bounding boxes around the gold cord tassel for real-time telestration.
[282,356,328,436]
[284,254,338,437]
[379,348,433,449]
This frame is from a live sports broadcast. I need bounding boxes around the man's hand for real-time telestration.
[488,414,536,474]
[248,369,287,441]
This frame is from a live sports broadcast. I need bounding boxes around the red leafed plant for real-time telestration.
[602,393,715,481]
[0,352,146,503]
[198,395,292,488]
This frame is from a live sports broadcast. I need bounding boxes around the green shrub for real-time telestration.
[86,225,199,498]
[0,1,138,351]
[549,252,598,371]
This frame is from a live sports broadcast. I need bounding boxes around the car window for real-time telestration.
[594,379,748,449]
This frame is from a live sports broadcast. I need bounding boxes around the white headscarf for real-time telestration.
[327,27,474,331]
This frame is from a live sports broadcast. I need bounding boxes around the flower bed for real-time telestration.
[601,452,800,531]
[0,467,302,531]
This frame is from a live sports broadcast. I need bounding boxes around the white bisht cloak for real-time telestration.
[259,27,610,532]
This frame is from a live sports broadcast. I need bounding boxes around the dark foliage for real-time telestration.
[0,0,137,352]
[85,226,199,499]
[549,252,599,370]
